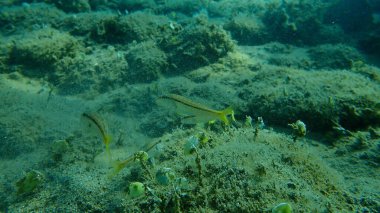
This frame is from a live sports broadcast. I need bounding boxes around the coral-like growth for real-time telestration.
[161,16,235,73]
[9,29,79,72]
[125,41,168,83]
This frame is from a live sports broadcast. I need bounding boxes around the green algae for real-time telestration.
[16,170,44,195]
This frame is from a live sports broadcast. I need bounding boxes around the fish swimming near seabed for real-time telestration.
[157,94,235,125]
[81,112,112,161]
[109,139,163,178]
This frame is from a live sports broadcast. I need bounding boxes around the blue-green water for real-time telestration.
[0,0,379,212]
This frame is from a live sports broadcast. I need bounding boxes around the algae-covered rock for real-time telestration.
[262,0,338,45]
[59,12,116,36]
[156,0,204,16]
[45,0,91,13]
[207,0,265,18]
[239,67,380,132]
[111,0,156,12]
[91,11,170,44]
[9,28,79,73]
[0,3,64,35]
[161,16,235,74]
[308,44,364,69]
[0,0,19,7]
[224,14,268,45]
[53,46,128,95]
[16,170,44,195]
[125,41,168,83]
[127,127,357,212]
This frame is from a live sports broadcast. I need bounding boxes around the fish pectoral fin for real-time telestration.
[181,115,199,124]
[220,106,235,125]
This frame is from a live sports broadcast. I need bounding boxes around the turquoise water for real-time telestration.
[0,0,379,212]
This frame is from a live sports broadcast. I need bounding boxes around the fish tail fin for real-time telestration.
[104,134,112,161]
[220,106,235,125]
[108,161,123,179]
[108,159,131,179]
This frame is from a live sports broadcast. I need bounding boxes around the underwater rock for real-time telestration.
[308,44,364,70]
[262,0,337,45]
[53,46,128,95]
[156,0,204,16]
[90,11,170,44]
[238,67,380,132]
[125,41,168,83]
[224,14,268,45]
[47,0,91,13]
[59,12,115,36]
[160,16,235,74]
[0,3,64,35]
[9,28,79,72]
[111,0,156,12]
[207,0,265,19]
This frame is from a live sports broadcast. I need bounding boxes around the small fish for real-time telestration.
[157,94,235,125]
[109,140,163,178]
[81,112,112,160]
[109,156,134,178]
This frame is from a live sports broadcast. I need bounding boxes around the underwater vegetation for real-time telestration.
[42,93,359,212]
[128,182,145,199]
[288,120,307,142]
[0,0,379,212]
[16,170,44,195]
[272,202,292,213]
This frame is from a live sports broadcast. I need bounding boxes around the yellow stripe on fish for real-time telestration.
[157,94,235,125]
[82,112,112,161]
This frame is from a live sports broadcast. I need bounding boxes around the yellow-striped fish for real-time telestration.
[157,94,235,125]
[81,112,112,160]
